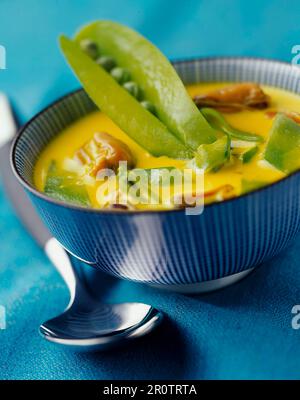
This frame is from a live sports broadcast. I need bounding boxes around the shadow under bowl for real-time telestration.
[11,57,300,293]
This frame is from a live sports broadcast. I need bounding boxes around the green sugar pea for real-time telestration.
[110,67,131,84]
[123,81,140,99]
[96,55,116,71]
[140,100,156,115]
[80,39,99,59]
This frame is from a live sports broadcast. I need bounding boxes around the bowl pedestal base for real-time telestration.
[148,268,255,294]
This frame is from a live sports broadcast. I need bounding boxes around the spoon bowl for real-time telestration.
[42,238,163,350]
[40,302,162,349]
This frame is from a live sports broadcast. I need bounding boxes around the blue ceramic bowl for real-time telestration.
[11,57,300,293]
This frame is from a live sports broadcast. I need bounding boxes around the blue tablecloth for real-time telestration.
[1,0,300,380]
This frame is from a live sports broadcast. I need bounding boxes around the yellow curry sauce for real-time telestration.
[34,83,300,209]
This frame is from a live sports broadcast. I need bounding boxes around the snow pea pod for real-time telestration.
[44,161,91,206]
[60,36,192,160]
[74,21,216,149]
[201,108,263,143]
[239,146,259,163]
[264,113,300,173]
[195,135,230,172]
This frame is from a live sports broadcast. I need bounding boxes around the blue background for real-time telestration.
[1,0,300,379]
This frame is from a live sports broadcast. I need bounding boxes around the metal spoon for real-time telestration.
[0,93,163,350]
[41,238,162,349]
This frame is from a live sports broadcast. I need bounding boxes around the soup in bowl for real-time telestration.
[11,22,300,293]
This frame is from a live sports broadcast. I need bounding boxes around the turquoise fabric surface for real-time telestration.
[1,0,300,380]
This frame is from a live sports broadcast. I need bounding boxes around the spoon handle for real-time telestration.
[0,95,78,297]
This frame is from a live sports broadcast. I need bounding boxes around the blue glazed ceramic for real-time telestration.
[11,58,300,292]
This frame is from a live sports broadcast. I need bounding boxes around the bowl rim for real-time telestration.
[11,55,300,215]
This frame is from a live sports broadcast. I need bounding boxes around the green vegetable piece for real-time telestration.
[195,135,230,172]
[241,179,266,194]
[201,108,263,142]
[96,55,116,71]
[74,21,216,149]
[44,161,91,206]
[123,81,140,99]
[240,146,259,163]
[60,36,192,159]
[110,67,131,84]
[140,100,156,115]
[264,113,300,173]
[80,39,99,59]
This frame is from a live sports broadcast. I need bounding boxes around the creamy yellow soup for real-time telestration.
[34,83,300,209]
